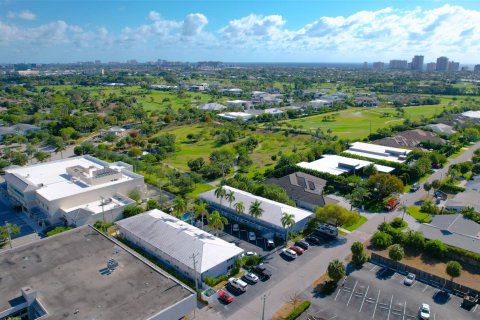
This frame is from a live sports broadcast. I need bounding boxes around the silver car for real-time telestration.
[243,272,259,283]
[404,273,415,285]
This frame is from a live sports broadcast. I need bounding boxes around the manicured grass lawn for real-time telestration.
[407,206,432,223]
[342,215,368,231]
[282,105,455,139]
[187,183,215,198]
[450,147,468,159]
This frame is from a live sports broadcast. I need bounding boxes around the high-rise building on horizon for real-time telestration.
[448,61,460,72]
[389,60,408,70]
[426,62,436,72]
[411,55,424,71]
[372,62,385,70]
[474,64,480,73]
[436,56,449,71]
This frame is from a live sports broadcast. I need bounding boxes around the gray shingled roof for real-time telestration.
[418,214,480,254]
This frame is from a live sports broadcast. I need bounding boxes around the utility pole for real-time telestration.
[190,253,199,319]
[261,294,267,320]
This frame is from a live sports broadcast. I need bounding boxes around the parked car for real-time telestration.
[242,251,257,257]
[248,232,256,241]
[404,273,415,285]
[411,184,420,192]
[232,224,239,232]
[228,277,248,292]
[217,289,234,304]
[289,246,304,255]
[295,240,309,250]
[419,303,431,320]
[385,198,399,211]
[314,224,338,238]
[243,272,259,283]
[282,248,297,259]
[251,264,272,280]
[266,239,275,250]
[306,235,321,245]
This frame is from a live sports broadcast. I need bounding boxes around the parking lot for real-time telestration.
[307,261,479,320]
[207,227,348,317]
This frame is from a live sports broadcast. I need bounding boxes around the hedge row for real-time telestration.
[284,301,311,320]
[439,183,466,193]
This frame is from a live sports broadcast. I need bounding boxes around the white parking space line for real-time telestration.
[403,301,406,320]
[359,285,369,312]
[387,295,393,320]
[370,265,379,272]
[400,276,406,284]
[422,284,429,292]
[410,281,417,288]
[334,287,342,301]
[433,313,436,320]
[372,290,381,318]
[472,304,478,313]
[346,281,358,306]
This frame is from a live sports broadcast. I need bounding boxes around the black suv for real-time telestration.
[295,240,310,250]
[252,264,272,281]
[305,235,321,245]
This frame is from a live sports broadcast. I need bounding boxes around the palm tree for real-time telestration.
[225,190,235,209]
[208,210,228,236]
[347,187,370,210]
[194,200,209,230]
[281,213,296,242]
[55,144,66,159]
[249,200,264,219]
[214,185,226,206]
[399,204,408,221]
[234,201,245,215]
[172,196,187,219]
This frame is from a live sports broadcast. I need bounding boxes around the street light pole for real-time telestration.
[261,294,267,320]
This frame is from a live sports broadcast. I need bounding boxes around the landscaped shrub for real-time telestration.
[391,217,408,229]
[284,300,311,320]
[404,230,426,251]
[425,239,447,259]
[203,275,227,287]
[440,183,466,194]
[371,231,393,249]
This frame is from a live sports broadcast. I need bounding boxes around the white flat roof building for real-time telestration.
[218,112,254,121]
[345,142,411,163]
[4,155,144,227]
[116,209,244,285]
[297,154,394,176]
[462,111,480,119]
[199,186,314,238]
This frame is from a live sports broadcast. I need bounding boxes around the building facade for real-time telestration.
[4,155,144,227]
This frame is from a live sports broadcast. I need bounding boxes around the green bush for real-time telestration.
[404,230,425,251]
[440,183,466,194]
[391,217,408,229]
[243,255,262,268]
[284,300,311,320]
[371,231,393,249]
[47,226,73,237]
[425,239,447,259]
[203,275,227,287]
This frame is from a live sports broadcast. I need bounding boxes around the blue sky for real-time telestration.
[1,1,480,63]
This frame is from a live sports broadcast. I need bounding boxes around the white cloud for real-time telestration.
[148,11,161,21]
[18,10,36,21]
[219,14,286,40]
[182,13,208,36]
[7,11,15,19]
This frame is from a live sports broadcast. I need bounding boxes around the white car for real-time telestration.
[404,273,415,286]
[419,303,430,320]
[248,232,256,241]
[242,251,257,257]
[243,272,259,283]
[282,248,297,259]
[232,224,239,232]
[229,277,248,292]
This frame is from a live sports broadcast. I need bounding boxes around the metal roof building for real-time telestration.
[116,209,244,286]
[345,142,411,163]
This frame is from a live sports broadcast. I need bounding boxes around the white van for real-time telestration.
[229,277,248,292]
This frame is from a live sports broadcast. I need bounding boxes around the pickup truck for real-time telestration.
[228,277,248,292]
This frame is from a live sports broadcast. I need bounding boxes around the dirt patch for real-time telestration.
[368,248,480,291]
[272,299,306,320]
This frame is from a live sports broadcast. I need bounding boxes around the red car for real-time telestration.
[218,289,234,304]
[289,246,304,255]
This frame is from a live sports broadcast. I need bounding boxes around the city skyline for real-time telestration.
[1,1,480,63]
